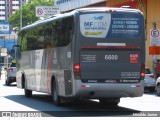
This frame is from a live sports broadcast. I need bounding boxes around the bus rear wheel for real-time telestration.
[52,81,62,106]
[99,98,120,106]
[24,89,32,97]
[22,74,32,97]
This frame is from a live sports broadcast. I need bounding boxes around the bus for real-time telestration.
[16,7,145,106]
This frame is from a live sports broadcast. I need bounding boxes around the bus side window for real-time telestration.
[18,32,23,49]
[20,31,28,51]
[25,26,44,50]
[52,24,57,47]
[56,17,73,47]
[16,46,21,59]
[36,26,44,49]
[55,21,63,47]
[17,32,23,59]
[26,36,37,50]
[44,24,53,48]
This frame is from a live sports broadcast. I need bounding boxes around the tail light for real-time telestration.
[149,75,156,79]
[141,64,145,79]
[74,63,80,78]
[8,68,13,72]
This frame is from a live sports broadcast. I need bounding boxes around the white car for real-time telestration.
[156,77,160,96]
[145,67,156,92]
[5,62,16,86]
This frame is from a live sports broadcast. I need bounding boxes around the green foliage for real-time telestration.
[9,0,53,32]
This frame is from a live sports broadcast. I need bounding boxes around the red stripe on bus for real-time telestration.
[47,50,52,93]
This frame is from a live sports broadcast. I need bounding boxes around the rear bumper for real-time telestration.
[144,82,155,87]
[73,80,144,98]
[8,77,16,83]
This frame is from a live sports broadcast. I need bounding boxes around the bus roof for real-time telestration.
[20,7,143,32]
[76,7,142,13]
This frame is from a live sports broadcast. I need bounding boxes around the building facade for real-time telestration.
[0,0,28,45]
[0,0,27,67]
[0,0,27,41]
[54,0,106,12]
[0,0,27,22]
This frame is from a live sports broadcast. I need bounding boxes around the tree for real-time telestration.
[9,0,53,32]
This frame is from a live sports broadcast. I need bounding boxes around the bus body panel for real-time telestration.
[80,49,141,80]
[72,80,144,98]
[72,9,145,98]
[17,45,72,96]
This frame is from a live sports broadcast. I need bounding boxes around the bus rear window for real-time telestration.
[80,12,143,38]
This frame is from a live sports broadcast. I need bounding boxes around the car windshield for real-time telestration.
[145,68,151,74]
[10,63,16,67]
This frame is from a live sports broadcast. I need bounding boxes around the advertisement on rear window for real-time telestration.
[80,13,142,38]
[80,13,111,38]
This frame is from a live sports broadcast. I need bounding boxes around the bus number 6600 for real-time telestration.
[105,55,118,60]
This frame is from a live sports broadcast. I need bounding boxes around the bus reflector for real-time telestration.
[141,64,145,79]
[81,85,90,88]
[74,63,80,78]
[136,85,141,88]
[131,85,141,88]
